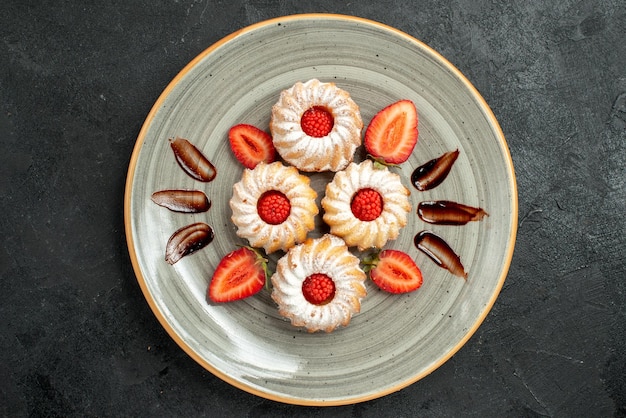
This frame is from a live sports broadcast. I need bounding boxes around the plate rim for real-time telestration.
[124,13,518,406]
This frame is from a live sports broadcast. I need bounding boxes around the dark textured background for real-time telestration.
[1,1,625,416]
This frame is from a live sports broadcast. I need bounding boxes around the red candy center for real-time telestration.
[257,190,291,225]
[301,106,334,137]
[302,273,336,305]
[351,188,383,221]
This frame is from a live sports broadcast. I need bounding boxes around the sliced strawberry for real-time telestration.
[364,100,418,165]
[363,249,423,294]
[208,247,267,302]
[228,124,276,169]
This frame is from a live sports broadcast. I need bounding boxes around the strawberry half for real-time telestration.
[364,100,418,165]
[363,249,423,294]
[208,247,268,302]
[228,124,276,169]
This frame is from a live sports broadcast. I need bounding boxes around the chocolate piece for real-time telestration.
[151,189,211,213]
[165,222,214,264]
[169,137,217,182]
[414,230,467,279]
[417,200,487,225]
[411,149,459,191]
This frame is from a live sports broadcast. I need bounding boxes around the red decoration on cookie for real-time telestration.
[302,273,336,305]
[257,190,291,225]
[350,188,383,221]
[301,106,334,137]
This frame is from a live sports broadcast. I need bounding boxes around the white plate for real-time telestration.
[124,14,517,406]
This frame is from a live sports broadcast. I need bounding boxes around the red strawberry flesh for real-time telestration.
[229,124,276,169]
[364,100,418,164]
[368,249,423,294]
[208,247,266,302]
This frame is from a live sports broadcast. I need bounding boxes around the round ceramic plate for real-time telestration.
[125,14,517,405]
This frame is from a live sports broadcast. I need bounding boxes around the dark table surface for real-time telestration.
[2,1,625,416]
